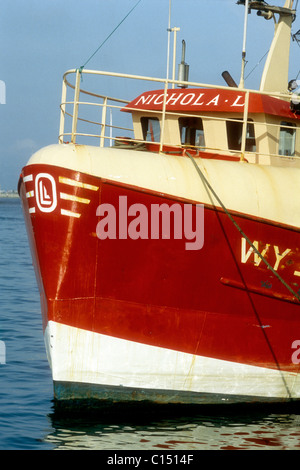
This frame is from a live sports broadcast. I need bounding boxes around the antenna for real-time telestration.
[166,0,172,81]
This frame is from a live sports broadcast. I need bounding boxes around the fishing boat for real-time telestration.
[18,0,300,408]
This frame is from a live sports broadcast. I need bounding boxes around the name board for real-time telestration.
[125,88,248,113]
[124,87,297,119]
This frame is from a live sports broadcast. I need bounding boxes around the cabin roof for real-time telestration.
[123,87,300,120]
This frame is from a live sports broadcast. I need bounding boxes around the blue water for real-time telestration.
[1,197,300,451]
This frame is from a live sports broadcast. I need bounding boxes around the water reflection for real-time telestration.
[44,405,300,450]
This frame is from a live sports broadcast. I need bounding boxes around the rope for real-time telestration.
[186,152,300,303]
[186,151,297,400]
[79,0,143,72]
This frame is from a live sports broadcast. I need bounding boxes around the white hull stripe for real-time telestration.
[60,208,81,218]
[60,192,90,204]
[58,176,99,191]
[44,321,300,400]
[23,174,33,183]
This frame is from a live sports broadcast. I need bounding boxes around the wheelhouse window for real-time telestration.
[279,121,296,156]
[141,117,161,142]
[179,118,205,148]
[227,119,256,152]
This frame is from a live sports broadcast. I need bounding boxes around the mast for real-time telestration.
[239,0,250,88]
[238,0,296,92]
[259,0,295,92]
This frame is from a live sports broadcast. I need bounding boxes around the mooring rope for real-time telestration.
[186,151,297,400]
[186,151,300,303]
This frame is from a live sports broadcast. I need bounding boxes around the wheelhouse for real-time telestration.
[125,87,300,165]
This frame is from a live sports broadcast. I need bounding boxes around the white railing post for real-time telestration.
[59,78,67,143]
[240,90,250,161]
[71,69,81,144]
[172,27,180,89]
[159,80,169,153]
[100,96,107,147]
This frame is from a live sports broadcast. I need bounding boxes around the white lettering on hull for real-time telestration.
[240,237,300,278]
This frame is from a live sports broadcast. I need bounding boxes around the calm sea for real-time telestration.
[1,197,300,451]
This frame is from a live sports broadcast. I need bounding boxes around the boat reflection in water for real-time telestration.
[45,408,300,450]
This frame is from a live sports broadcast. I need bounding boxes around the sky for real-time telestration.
[0,0,299,190]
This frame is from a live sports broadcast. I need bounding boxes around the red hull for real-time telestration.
[19,162,300,378]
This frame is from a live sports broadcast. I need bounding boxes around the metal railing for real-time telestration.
[58,68,300,163]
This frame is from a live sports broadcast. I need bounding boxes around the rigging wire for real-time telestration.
[78,0,143,72]
[245,49,269,79]
[292,30,300,79]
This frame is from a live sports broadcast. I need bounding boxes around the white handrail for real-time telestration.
[58,68,300,162]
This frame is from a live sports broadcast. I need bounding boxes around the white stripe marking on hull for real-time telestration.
[44,321,300,400]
